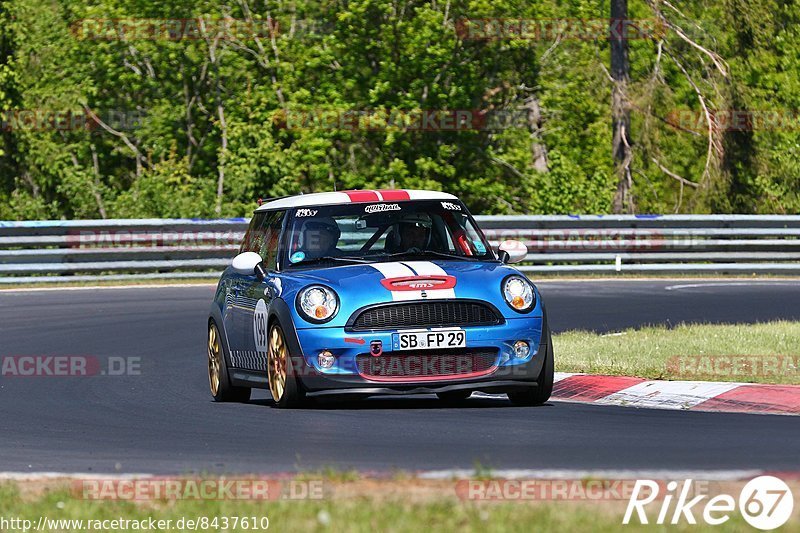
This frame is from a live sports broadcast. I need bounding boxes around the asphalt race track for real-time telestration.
[1,279,799,474]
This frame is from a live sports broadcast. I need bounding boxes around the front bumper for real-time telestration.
[292,317,546,395]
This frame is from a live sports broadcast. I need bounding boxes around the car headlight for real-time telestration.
[502,275,535,312]
[297,285,339,322]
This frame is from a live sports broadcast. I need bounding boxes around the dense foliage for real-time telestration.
[0,0,797,219]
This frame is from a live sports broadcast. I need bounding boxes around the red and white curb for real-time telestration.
[553,373,799,415]
[476,372,800,415]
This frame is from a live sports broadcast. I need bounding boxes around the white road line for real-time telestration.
[665,281,800,291]
[416,469,764,480]
[0,472,155,480]
[0,283,216,293]
[472,373,578,400]
[0,469,766,481]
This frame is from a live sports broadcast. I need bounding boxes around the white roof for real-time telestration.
[255,189,459,211]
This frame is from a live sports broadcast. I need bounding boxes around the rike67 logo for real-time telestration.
[624,476,794,530]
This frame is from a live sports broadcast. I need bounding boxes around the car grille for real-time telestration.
[348,301,502,331]
[356,348,498,380]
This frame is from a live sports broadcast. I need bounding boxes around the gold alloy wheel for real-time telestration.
[268,325,288,401]
[207,323,222,397]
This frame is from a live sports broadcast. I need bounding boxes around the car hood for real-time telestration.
[279,260,540,328]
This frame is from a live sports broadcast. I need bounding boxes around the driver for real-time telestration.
[302,218,342,259]
[396,213,432,252]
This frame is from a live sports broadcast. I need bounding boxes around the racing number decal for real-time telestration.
[255,314,267,347]
[254,299,269,354]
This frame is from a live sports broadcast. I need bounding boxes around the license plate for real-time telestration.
[392,329,466,351]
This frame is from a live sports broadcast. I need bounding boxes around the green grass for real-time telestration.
[0,482,780,533]
[295,466,363,483]
[554,321,800,384]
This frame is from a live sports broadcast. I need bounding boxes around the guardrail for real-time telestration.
[477,214,800,274]
[1,215,799,283]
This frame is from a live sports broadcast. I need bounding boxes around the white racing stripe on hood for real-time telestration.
[369,261,415,279]
[370,262,420,301]
[369,261,455,301]
[401,261,456,299]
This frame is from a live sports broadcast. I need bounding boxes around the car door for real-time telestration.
[239,209,287,372]
[223,213,265,368]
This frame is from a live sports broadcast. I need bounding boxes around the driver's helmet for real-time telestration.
[302,217,341,248]
[398,212,432,230]
[396,212,432,248]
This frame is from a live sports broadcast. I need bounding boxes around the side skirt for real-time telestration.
[230,369,270,389]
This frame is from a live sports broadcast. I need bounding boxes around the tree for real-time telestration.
[610,0,633,213]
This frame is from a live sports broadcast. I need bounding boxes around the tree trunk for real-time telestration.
[90,144,108,219]
[215,101,227,216]
[611,0,633,213]
[523,95,549,173]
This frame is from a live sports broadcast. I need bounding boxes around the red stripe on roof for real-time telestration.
[343,190,381,202]
[691,384,800,415]
[378,189,411,201]
[553,375,645,402]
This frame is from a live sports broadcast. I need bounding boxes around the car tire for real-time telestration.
[507,324,554,407]
[436,390,471,403]
[208,321,251,403]
[268,323,307,409]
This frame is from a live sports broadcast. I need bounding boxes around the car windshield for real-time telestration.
[284,200,494,267]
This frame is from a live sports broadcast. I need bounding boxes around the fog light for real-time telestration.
[318,350,335,369]
[513,341,530,359]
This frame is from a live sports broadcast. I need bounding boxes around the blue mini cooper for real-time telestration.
[207,189,553,408]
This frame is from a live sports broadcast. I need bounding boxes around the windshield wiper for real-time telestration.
[366,250,475,261]
[291,255,372,266]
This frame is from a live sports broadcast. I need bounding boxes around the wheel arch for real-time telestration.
[208,304,235,370]
[267,298,305,359]
[266,298,310,402]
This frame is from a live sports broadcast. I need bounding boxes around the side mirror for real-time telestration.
[231,251,267,279]
[497,240,528,264]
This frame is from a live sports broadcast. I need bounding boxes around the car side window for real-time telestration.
[240,214,262,255]
[239,210,286,270]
